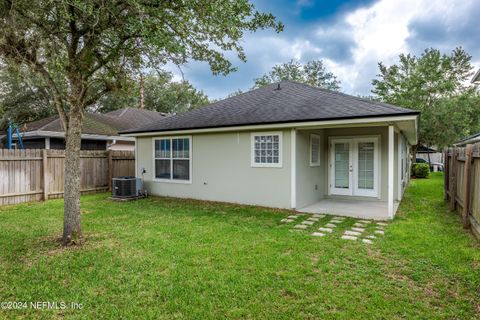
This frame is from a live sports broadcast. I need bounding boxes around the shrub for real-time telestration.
[413,163,430,178]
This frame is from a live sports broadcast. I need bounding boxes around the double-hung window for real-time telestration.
[310,134,321,166]
[154,137,191,182]
[251,132,282,167]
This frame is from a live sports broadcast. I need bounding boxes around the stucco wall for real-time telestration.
[136,129,292,208]
[295,129,325,208]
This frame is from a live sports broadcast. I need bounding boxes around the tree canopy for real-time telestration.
[0,0,282,245]
[253,59,341,90]
[95,71,209,114]
[372,47,479,149]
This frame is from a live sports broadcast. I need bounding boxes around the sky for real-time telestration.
[166,0,480,100]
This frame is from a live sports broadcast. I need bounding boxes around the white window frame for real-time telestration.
[152,136,192,184]
[250,131,283,168]
[309,134,321,167]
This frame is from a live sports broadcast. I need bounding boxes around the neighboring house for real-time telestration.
[416,145,443,164]
[454,132,480,146]
[471,69,480,83]
[0,108,167,151]
[121,81,419,220]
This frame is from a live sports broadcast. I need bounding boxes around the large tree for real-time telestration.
[253,59,341,90]
[372,47,479,150]
[95,71,209,114]
[0,0,282,245]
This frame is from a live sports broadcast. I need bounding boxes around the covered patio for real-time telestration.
[297,198,400,221]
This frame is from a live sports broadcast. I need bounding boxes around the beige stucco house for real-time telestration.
[122,81,419,220]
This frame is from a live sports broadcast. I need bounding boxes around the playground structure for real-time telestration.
[6,121,24,149]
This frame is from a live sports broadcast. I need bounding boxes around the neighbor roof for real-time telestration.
[471,69,480,83]
[454,132,480,146]
[122,81,419,134]
[22,108,167,136]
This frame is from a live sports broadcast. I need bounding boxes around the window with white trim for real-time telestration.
[251,132,282,167]
[310,134,321,166]
[154,137,191,181]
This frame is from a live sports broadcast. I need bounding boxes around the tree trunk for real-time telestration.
[63,110,83,245]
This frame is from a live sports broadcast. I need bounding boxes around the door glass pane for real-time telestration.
[358,142,374,189]
[335,143,349,188]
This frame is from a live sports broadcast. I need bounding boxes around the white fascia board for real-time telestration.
[12,130,135,142]
[121,115,419,137]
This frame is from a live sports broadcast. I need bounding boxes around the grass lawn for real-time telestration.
[0,173,479,319]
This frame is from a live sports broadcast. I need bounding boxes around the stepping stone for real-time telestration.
[366,235,377,239]
[294,224,308,229]
[312,214,325,218]
[307,217,320,222]
[318,227,333,233]
[376,222,388,226]
[280,219,295,223]
[287,215,298,219]
[302,220,315,226]
[358,220,371,224]
[374,230,385,235]
[375,226,384,230]
[311,232,325,237]
[325,223,337,228]
[296,213,308,216]
[362,239,373,244]
[351,227,365,232]
[344,230,361,236]
[333,216,345,220]
[341,235,357,241]
[330,220,343,224]
[353,223,365,227]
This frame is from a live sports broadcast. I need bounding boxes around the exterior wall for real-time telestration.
[295,129,325,208]
[417,152,443,163]
[136,129,292,208]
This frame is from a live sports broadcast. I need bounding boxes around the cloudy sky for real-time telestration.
[168,0,480,99]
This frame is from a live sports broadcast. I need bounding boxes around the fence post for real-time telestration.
[444,148,449,200]
[462,144,473,229]
[449,148,457,211]
[107,150,113,191]
[42,149,48,201]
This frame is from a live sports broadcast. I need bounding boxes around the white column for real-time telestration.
[290,128,296,209]
[45,137,50,149]
[388,125,394,218]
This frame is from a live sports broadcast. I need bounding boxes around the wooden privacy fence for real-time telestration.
[444,143,480,239]
[0,149,135,206]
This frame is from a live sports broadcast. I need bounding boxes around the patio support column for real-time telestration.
[388,125,394,218]
[291,128,296,209]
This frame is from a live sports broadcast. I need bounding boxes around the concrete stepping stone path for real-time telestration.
[302,220,315,226]
[376,222,388,226]
[312,214,325,218]
[341,235,357,240]
[374,230,385,235]
[344,230,362,236]
[307,217,320,222]
[325,223,337,228]
[294,224,308,230]
[362,239,373,244]
[351,227,365,232]
[311,232,326,237]
[287,215,298,219]
[281,218,295,223]
[318,227,333,233]
[353,222,365,227]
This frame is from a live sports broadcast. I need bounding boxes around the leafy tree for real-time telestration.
[0,66,55,128]
[95,71,209,114]
[253,59,341,90]
[0,0,282,245]
[372,47,478,151]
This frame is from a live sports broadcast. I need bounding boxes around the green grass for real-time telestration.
[0,173,479,319]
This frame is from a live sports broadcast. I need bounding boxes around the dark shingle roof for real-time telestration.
[122,81,419,134]
[23,108,167,136]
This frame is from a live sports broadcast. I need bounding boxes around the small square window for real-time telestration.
[251,132,282,167]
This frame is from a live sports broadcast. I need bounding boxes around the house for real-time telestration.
[471,69,480,83]
[121,81,419,220]
[1,108,167,151]
[416,145,443,163]
[454,132,480,146]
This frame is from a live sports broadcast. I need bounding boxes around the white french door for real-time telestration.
[330,137,379,198]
